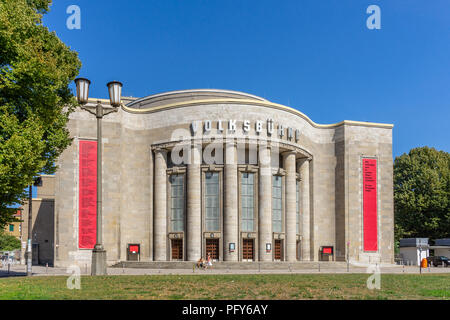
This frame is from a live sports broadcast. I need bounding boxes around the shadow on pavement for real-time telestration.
[0,268,27,278]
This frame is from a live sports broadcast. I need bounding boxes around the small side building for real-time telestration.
[431,239,450,259]
[20,175,55,266]
[399,238,429,266]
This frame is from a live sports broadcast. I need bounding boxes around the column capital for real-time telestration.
[190,139,203,147]
[257,140,272,151]
[154,146,168,153]
[297,156,312,164]
[224,138,237,146]
[282,150,297,157]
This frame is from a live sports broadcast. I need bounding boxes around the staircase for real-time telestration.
[110,261,358,271]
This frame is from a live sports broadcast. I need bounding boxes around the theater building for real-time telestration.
[51,89,394,267]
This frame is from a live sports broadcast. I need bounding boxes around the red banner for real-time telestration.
[79,140,97,249]
[363,158,377,251]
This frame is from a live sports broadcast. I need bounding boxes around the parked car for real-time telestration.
[427,256,450,267]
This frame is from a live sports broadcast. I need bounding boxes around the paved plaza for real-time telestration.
[1,262,449,277]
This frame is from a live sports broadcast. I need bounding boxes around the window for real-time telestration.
[205,172,220,231]
[296,180,300,234]
[170,174,185,232]
[9,224,14,232]
[241,172,255,232]
[272,175,282,233]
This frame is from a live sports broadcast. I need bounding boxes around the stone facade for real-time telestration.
[48,89,393,267]
[20,175,55,266]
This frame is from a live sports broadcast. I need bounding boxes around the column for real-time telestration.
[224,139,238,261]
[186,142,202,261]
[258,143,272,261]
[299,158,311,261]
[154,148,167,261]
[284,151,297,262]
[148,148,154,261]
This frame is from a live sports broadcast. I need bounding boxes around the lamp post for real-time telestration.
[26,184,32,276]
[75,77,123,275]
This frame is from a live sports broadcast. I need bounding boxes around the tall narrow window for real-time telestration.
[241,172,255,232]
[205,172,220,231]
[170,174,185,232]
[272,175,282,233]
[296,180,300,234]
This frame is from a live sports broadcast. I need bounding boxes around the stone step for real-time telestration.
[110,261,358,270]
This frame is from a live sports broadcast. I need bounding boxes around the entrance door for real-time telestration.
[171,239,183,260]
[242,239,254,261]
[206,239,219,261]
[296,240,301,261]
[274,240,283,261]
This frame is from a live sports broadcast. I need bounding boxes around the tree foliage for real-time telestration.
[0,0,81,227]
[0,229,21,251]
[394,147,450,241]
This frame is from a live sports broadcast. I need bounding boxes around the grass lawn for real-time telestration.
[0,274,449,300]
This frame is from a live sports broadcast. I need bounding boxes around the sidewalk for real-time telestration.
[1,263,449,277]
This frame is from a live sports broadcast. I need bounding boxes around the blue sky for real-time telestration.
[42,0,449,158]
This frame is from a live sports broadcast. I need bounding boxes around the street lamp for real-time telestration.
[74,77,123,275]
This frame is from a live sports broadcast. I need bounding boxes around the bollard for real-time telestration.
[7,263,10,274]
[318,263,320,272]
[403,265,405,273]
[46,263,48,274]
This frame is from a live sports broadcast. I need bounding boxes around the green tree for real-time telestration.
[0,0,81,228]
[0,230,21,251]
[394,147,450,241]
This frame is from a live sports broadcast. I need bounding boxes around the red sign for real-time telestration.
[79,141,97,249]
[322,247,333,254]
[363,158,377,251]
[129,245,139,253]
